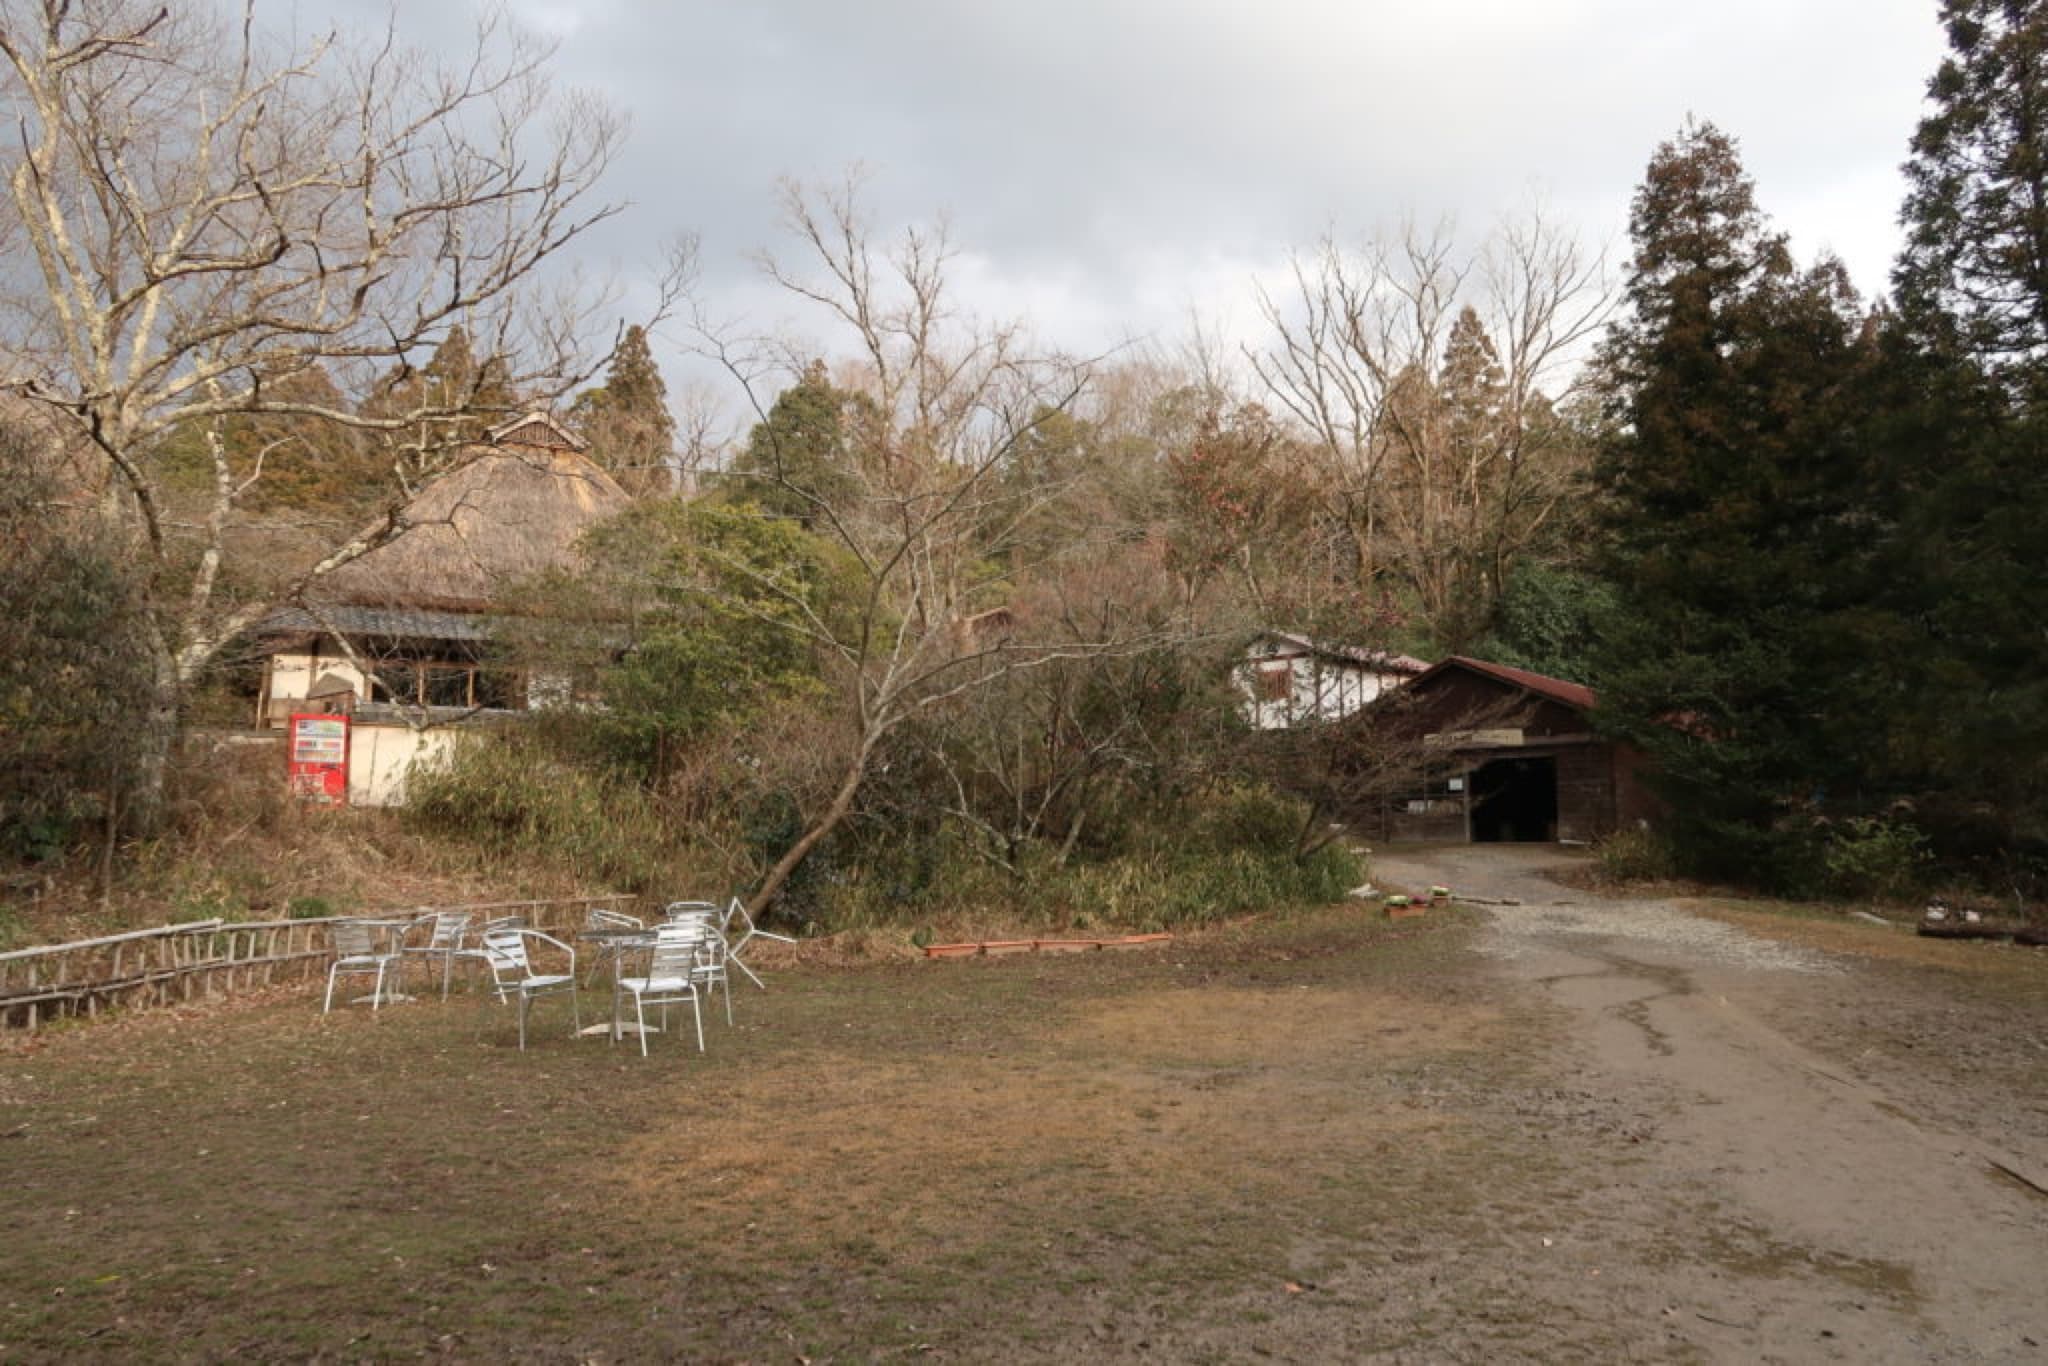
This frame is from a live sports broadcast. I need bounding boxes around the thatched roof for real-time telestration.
[313,413,627,613]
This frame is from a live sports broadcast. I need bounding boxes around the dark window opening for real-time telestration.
[423,664,471,708]
[473,668,523,710]
[365,658,523,710]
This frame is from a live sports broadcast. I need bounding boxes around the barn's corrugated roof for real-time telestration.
[1412,655,1598,712]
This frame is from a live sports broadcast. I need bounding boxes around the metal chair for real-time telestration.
[691,922,735,1027]
[659,906,732,1026]
[477,928,580,1050]
[611,919,711,1057]
[661,900,720,923]
[324,919,402,1013]
[720,896,796,990]
[402,910,474,1000]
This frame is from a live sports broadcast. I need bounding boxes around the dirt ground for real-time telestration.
[1373,844,2048,1364]
[0,847,2043,1361]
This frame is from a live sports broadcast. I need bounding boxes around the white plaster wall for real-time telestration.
[1240,653,1407,730]
[348,723,464,807]
[265,650,369,706]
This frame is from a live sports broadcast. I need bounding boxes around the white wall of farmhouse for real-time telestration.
[262,649,368,723]
[265,649,470,807]
[348,722,463,808]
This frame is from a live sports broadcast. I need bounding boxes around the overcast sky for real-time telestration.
[302,0,1948,405]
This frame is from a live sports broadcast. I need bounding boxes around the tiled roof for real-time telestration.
[255,604,499,643]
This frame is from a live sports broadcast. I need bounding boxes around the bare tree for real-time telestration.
[0,0,674,825]
[1251,212,1609,648]
[902,537,1210,874]
[692,174,1184,919]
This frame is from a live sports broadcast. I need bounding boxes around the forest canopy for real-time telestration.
[4,0,2044,922]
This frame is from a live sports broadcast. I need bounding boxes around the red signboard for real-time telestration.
[288,713,350,804]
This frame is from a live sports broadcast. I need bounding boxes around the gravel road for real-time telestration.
[1374,843,2048,1364]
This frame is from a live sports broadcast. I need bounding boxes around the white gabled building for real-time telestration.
[1239,631,1430,730]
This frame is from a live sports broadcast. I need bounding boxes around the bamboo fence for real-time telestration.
[0,894,635,1031]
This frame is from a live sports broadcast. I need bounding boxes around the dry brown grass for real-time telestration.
[1,904,1565,1360]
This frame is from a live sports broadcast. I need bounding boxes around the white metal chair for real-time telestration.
[691,923,735,1027]
[661,900,720,922]
[581,906,646,985]
[477,928,580,1050]
[402,910,474,1000]
[720,896,796,990]
[660,906,733,1026]
[611,920,711,1057]
[324,919,402,1013]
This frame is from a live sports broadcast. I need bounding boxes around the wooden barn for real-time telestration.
[1374,656,1656,845]
[254,412,629,805]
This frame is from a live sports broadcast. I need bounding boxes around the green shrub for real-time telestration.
[1823,815,1929,902]
[810,788,1362,933]
[170,891,242,924]
[405,733,669,891]
[1596,826,1677,882]
[1188,784,1305,857]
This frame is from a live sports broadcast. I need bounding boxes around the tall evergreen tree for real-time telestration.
[159,364,388,520]
[1896,0,2048,382]
[727,362,876,528]
[364,327,518,456]
[0,425,154,863]
[1889,0,2048,874]
[571,325,678,495]
[1593,122,1886,888]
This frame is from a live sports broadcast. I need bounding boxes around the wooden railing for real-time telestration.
[0,893,636,1030]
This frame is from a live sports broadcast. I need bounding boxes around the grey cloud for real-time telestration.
[299,0,1944,367]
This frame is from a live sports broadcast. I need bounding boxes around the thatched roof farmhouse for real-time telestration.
[255,412,630,805]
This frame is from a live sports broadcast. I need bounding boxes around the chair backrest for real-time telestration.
[333,920,379,958]
[663,900,719,923]
[421,910,471,949]
[649,921,711,979]
[480,928,532,984]
[665,912,717,946]
[483,914,527,934]
[586,907,643,932]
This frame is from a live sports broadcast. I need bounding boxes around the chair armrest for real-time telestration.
[519,928,577,974]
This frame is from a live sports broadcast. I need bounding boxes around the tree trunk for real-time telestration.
[742,737,875,923]
[126,656,184,838]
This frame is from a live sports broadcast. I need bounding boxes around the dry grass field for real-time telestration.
[3,859,2044,1361]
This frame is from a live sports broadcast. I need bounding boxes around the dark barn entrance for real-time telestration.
[1470,755,1558,843]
